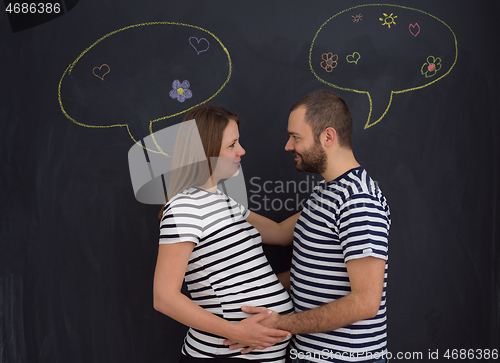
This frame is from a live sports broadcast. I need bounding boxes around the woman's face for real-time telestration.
[213,119,245,181]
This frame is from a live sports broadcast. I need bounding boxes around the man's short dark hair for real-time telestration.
[291,90,353,149]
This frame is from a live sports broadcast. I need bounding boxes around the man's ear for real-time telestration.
[323,127,337,147]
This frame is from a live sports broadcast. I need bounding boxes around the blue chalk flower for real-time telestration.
[169,80,192,102]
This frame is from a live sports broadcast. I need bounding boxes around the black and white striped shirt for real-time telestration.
[290,167,391,362]
[160,187,294,362]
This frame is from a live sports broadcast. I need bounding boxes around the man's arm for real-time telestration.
[275,256,385,334]
[246,211,300,246]
[226,256,385,351]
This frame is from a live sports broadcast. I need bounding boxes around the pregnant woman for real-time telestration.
[153,105,299,363]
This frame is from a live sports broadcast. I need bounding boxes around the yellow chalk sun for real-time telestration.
[380,13,397,28]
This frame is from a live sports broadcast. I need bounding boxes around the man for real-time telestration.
[227,90,391,363]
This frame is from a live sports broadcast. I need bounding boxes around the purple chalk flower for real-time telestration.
[169,80,192,102]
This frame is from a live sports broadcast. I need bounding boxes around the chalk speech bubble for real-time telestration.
[310,4,458,128]
[58,22,231,153]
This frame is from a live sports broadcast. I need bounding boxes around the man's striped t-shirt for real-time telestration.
[290,167,391,363]
[159,187,294,362]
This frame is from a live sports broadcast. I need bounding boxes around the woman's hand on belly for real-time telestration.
[224,308,289,353]
[224,307,288,353]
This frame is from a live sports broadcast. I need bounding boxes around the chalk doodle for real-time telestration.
[346,52,361,64]
[352,14,363,23]
[409,23,420,37]
[92,64,110,80]
[310,4,458,128]
[380,12,397,28]
[169,80,192,102]
[421,56,442,78]
[58,22,232,154]
[321,53,338,72]
[189,37,210,54]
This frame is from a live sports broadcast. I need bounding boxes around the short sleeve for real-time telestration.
[339,193,390,262]
[159,197,204,245]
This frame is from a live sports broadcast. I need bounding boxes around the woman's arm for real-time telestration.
[245,211,300,246]
[153,243,291,348]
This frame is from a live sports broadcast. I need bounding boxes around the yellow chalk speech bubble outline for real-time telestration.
[58,22,232,154]
[309,4,458,129]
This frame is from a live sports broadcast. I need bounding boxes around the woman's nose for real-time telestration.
[238,144,246,156]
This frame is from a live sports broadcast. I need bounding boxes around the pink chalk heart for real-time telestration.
[409,23,420,37]
[93,64,110,80]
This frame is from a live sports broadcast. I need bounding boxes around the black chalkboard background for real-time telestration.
[1,1,498,362]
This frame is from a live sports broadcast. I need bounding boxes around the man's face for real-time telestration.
[285,107,327,174]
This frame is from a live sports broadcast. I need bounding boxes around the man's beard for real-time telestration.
[293,140,327,174]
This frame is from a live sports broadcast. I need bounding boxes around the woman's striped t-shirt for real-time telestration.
[159,187,294,362]
[290,167,391,363]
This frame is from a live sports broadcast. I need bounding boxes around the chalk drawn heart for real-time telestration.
[189,37,210,55]
[346,52,361,64]
[409,23,420,37]
[93,64,110,80]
